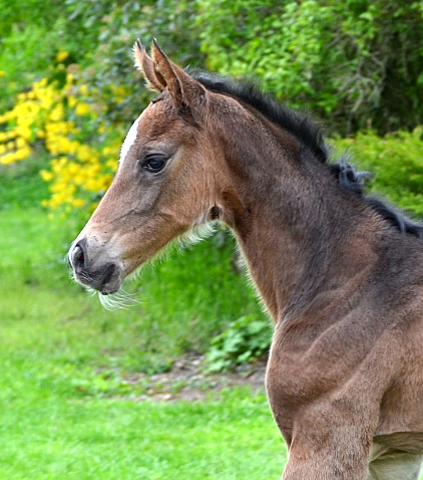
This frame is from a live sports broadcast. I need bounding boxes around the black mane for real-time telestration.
[193,72,423,239]
[193,72,328,163]
[328,162,423,238]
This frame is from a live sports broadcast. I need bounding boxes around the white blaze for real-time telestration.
[119,115,141,167]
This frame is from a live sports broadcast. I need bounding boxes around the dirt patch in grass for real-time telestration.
[127,354,267,402]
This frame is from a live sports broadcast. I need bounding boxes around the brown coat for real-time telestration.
[68,40,423,479]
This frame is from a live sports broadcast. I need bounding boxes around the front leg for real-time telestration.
[280,415,372,480]
[266,352,380,479]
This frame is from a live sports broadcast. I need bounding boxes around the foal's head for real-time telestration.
[68,41,233,295]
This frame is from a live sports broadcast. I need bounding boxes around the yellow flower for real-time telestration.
[68,96,77,108]
[15,137,27,149]
[0,66,121,213]
[56,51,69,63]
[75,103,90,116]
[106,158,118,171]
[0,152,17,164]
[40,170,54,181]
[14,146,31,160]
[112,85,126,96]
[78,84,88,95]
[72,198,85,208]
[49,104,64,122]
[14,126,32,141]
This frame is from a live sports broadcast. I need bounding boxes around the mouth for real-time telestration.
[71,260,123,295]
[68,239,124,295]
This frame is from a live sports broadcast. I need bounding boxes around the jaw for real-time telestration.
[68,178,216,296]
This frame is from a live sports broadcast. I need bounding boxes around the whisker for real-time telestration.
[98,288,139,310]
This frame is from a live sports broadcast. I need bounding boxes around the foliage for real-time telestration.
[64,0,150,127]
[72,0,205,127]
[3,1,423,214]
[197,0,423,134]
[0,2,107,111]
[0,0,206,214]
[0,0,65,36]
[332,127,423,216]
[0,20,68,109]
[0,55,122,213]
[205,316,271,372]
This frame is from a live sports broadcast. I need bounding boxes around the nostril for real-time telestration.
[72,245,84,268]
[69,239,88,271]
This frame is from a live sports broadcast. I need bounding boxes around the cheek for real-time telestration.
[162,176,213,226]
[112,146,213,232]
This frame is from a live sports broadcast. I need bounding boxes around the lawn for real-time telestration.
[0,159,284,479]
[1,381,284,479]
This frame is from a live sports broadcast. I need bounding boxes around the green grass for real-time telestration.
[1,386,284,479]
[0,157,283,478]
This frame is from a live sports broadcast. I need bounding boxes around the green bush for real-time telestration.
[197,0,423,134]
[205,316,271,372]
[0,21,66,109]
[3,1,423,136]
[0,0,64,36]
[73,0,205,127]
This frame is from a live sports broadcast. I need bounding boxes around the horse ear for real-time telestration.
[150,38,206,111]
[133,39,166,93]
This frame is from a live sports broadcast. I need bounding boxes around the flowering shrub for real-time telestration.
[0,53,124,213]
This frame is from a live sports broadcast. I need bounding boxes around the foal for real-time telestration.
[68,40,423,480]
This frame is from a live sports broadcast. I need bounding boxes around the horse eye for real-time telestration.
[143,156,167,173]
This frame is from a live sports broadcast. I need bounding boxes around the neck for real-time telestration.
[215,110,378,323]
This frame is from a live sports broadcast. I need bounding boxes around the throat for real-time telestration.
[235,221,314,321]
